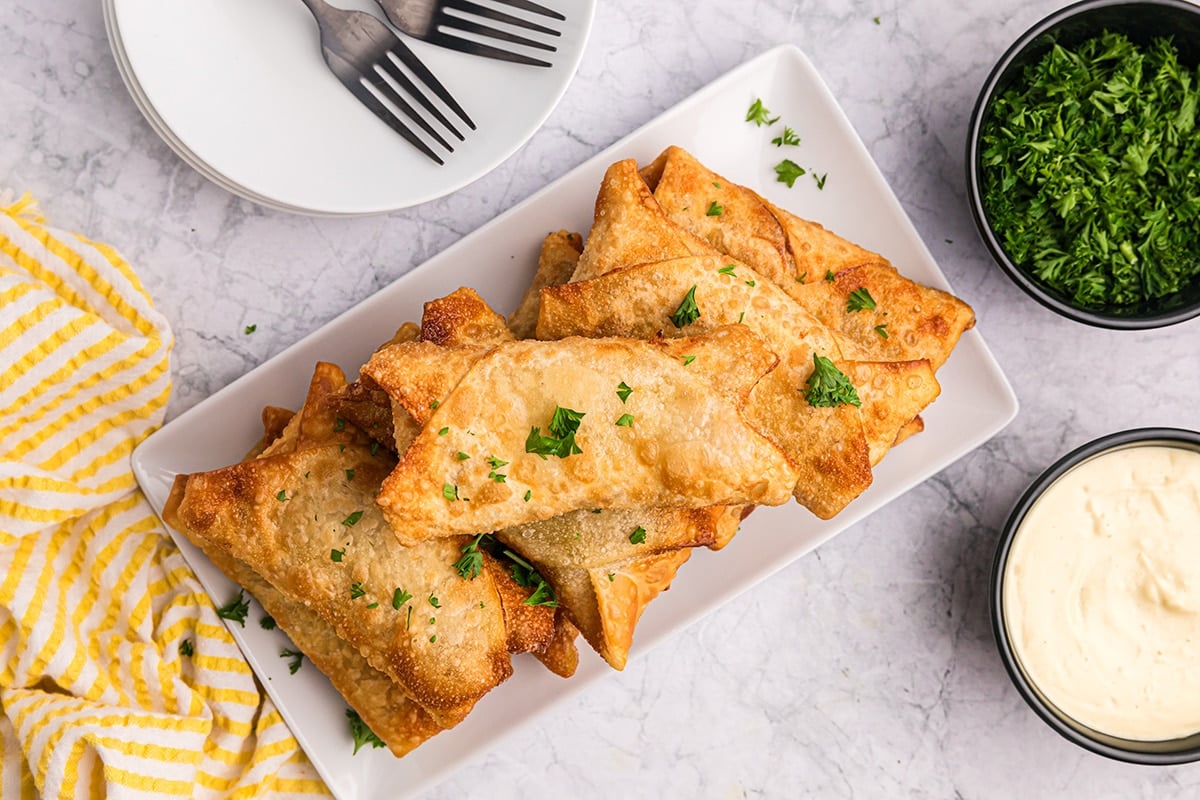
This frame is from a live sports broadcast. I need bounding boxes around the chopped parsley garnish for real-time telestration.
[344,468,354,481]
[712,181,721,188]
[244,324,256,335]
[406,606,413,629]
[331,548,345,563]
[607,573,615,582]
[350,582,366,599]
[260,616,276,630]
[706,201,724,216]
[442,483,460,501]
[486,455,508,483]
[874,15,881,24]
[718,264,737,276]
[681,355,696,366]
[825,270,836,282]
[745,98,779,127]
[774,159,806,188]
[428,593,441,609]
[629,526,647,544]
[980,32,1200,306]
[745,278,757,287]
[875,324,889,339]
[215,591,250,626]
[179,639,193,657]
[347,708,385,755]
[366,602,378,609]
[342,511,363,527]
[846,287,877,312]
[615,414,634,427]
[370,441,380,456]
[523,489,532,502]
[429,635,437,643]
[438,427,449,436]
[393,588,412,609]
[275,490,287,502]
[430,400,440,409]
[525,406,585,459]
[771,127,801,147]
[334,418,345,432]
[814,172,828,190]
[280,648,303,674]
[616,381,633,403]
[454,534,486,580]
[503,550,558,608]
[669,285,701,328]
[803,354,862,408]
[456,451,471,461]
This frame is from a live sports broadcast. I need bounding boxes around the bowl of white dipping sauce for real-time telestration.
[992,427,1200,763]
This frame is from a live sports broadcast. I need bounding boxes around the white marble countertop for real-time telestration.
[4,0,1200,797]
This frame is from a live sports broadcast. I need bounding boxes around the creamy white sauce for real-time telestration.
[1003,444,1200,741]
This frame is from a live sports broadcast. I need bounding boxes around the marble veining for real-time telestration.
[3,0,1199,797]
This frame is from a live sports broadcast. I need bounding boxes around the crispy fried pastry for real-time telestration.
[375,327,799,540]
[509,230,583,339]
[571,159,715,283]
[536,255,877,518]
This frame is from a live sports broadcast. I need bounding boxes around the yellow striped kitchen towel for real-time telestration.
[0,194,330,799]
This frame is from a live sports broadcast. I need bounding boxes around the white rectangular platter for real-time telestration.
[132,44,1018,800]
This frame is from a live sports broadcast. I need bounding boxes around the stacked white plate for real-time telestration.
[103,0,595,216]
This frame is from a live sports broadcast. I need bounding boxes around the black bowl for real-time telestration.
[966,0,1200,329]
[991,427,1200,764]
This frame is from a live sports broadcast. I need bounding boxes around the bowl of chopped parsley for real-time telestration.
[967,0,1200,328]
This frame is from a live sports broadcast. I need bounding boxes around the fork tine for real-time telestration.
[341,77,444,165]
[386,43,476,130]
[428,30,553,67]
[447,0,561,36]
[483,0,565,21]
[361,68,453,151]
[376,54,464,141]
[436,14,558,52]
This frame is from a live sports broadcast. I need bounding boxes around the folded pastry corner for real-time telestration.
[375,329,798,540]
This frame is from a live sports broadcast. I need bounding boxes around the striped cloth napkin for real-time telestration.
[0,195,330,798]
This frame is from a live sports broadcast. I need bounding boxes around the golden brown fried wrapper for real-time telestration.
[846,360,940,466]
[650,146,797,288]
[375,327,799,541]
[204,547,446,757]
[244,406,295,460]
[646,146,882,286]
[164,442,511,727]
[509,230,583,339]
[571,159,715,283]
[533,610,580,678]
[757,194,882,283]
[493,505,739,668]
[893,415,924,448]
[334,323,423,454]
[541,548,692,671]
[536,256,877,518]
[422,287,515,349]
[791,262,975,370]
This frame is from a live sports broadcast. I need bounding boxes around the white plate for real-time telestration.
[103,1,311,214]
[109,0,596,215]
[132,45,1018,800]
